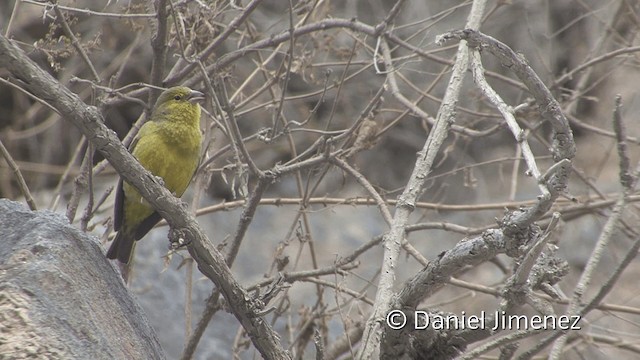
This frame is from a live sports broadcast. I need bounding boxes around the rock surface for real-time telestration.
[0,199,165,359]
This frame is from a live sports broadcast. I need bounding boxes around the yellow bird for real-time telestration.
[107,86,204,263]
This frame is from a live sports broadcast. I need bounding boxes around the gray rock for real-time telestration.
[0,199,165,360]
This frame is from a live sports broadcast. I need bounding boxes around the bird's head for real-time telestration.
[155,86,205,107]
[152,86,204,123]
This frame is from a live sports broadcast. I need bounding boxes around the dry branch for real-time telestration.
[0,33,291,360]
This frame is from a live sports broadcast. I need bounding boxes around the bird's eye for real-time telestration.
[174,95,182,100]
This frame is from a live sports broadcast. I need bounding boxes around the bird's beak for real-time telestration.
[187,90,205,103]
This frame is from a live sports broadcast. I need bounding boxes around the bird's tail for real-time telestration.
[106,230,136,264]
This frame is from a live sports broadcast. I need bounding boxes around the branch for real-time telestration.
[438,29,576,162]
[148,0,169,102]
[164,0,264,84]
[0,34,291,360]
[356,1,488,358]
[51,1,101,83]
[549,96,638,359]
[0,139,37,210]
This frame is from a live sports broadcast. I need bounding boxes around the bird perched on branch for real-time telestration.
[107,86,204,264]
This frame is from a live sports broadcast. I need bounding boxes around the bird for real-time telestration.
[107,86,204,264]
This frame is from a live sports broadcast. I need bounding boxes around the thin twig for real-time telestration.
[65,141,92,223]
[4,0,22,37]
[0,138,37,210]
[49,137,87,210]
[51,1,101,82]
[468,50,542,182]
[165,0,264,84]
[79,142,95,231]
[23,0,155,18]
[330,157,392,225]
[612,96,633,189]
[213,78,264,177]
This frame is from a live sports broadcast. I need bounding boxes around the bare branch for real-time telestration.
[0,33,291,360]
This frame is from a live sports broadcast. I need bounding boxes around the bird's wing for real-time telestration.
[113,178,124,231]
[134,212,163,240]
[113,122,148,232]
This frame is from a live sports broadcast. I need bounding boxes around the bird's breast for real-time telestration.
[131,123,201,196]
